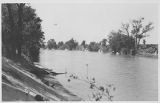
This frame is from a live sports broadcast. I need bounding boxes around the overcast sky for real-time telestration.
[30,2,158,44]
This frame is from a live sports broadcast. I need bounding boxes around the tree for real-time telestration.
[81,40,86,48]
[2,3,45,62]
[88,42,100,52]
[108,30,135,54]
[131,18,153,50]
[65,38,78,50]
[3,4,25,57]
[17,3,25,56]
[101,39,107,47]
[57,41,64,49]
[3,4,17,57]
[108,18,153,55]
[108,31,122,53]
[22,5,44,62]
[47,39,57,49]
[143,39,146,45]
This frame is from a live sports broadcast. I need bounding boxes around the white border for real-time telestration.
[0,0,159,4]
[0,0,159,103]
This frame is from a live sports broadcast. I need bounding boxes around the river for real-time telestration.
[39,50,158,101]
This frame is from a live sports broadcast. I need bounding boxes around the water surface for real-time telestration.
[40,50,158,101]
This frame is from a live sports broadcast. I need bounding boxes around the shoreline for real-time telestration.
[2,57,82,101]
[136,53,158,58]
[42,49,158,58]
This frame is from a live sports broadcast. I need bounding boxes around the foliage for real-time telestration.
[108,18,153,54]
[131,18,154,49]
[2,3,44,62]
[143,39,146,45]
[47,39,57,49]
[108,30,135,54]
[81,40,86,48]
[46,38,110,52]
[138,44,158,54]
[88,42,100,52]
[35,95,44,101]
[65,38,78,50]
[57,41,64,49]
[66,73,116,101]
[101,39,107,46]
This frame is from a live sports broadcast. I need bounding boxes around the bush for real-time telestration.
[35,95,44,101]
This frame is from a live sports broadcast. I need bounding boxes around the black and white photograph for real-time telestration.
[1,0,159,101]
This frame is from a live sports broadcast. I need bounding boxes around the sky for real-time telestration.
[30,1,158,44]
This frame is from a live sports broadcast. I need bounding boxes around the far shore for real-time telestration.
[41,48,158,58]
[136,53,158,58]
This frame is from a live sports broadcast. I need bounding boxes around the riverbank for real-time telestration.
[136,53,158,58]
[2,56,81,101]
[42,48,158,59]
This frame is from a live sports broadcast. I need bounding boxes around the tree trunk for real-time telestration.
[135,37,137,49]
[137,38,141,50]
[6,4,16,57]
[17,3,25,56]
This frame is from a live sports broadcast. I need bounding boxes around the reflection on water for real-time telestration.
[40,50,158,101]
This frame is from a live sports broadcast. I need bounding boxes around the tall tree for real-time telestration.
[2,3,45,62]
[17,3,25,56]
[5,4,16,57]
[131,18,153,50]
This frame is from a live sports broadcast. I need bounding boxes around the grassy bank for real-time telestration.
[2,56,82,101]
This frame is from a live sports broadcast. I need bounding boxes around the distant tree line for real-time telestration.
[46,18,154,55]
[2,3,45,62]
[46,38,109,52]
